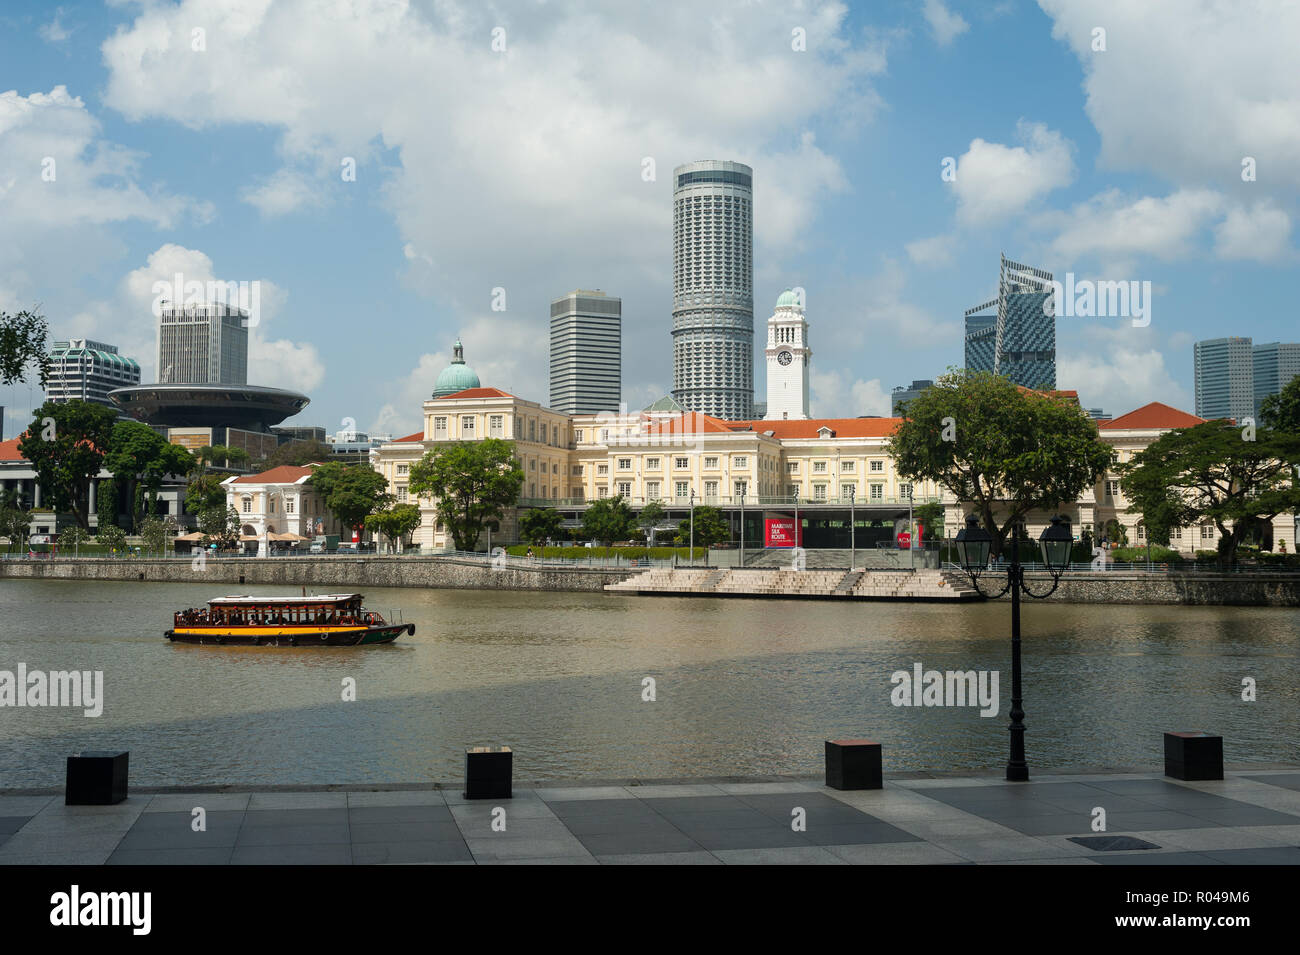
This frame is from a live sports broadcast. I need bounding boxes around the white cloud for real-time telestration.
[905,233,956,266]
[811,368,891,418]
[1057,326,1191,417]
[1213,201,1293,262]
[1048,189,1224,267]
[240,168,325,218]
[953,121,1075,224]
[1038,0,1300,192]
[923,0,970,46]
[40,10,73,45]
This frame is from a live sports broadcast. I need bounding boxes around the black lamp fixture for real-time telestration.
[954,513,1073,781]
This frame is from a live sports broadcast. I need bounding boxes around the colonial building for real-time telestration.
[763,289,811,420]
[222,464,341,551]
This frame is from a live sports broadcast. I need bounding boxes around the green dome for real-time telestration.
[775,288,802,309]
[432,339,481,398]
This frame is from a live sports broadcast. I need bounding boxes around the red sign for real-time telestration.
[896,531,911,549]
[765,517,802,547]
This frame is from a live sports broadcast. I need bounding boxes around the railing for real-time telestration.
[437,549,673,570]
[516,494,944,508]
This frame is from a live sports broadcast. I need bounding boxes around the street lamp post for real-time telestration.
[954,513,1073,782]
[908,487,914,570]
[849,486,855,570]
[739,489,745,567]
[689,490,695,566]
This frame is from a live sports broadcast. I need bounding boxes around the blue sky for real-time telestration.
[2,0,1296,439]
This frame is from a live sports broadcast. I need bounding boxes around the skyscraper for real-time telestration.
[1194,337,1254,421]
[157,304,248,385]
[671,160,754,420]
[46,339,141,408]
[549,289,622,415]
[963,255,1056,389]
[1252,341,1300,418]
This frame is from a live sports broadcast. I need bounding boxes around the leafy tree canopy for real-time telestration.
[519,507,564,544]
[1120,420,1300,567]
[675,504,728,547]
[308,461,392,534]
[18,400,118,530]
[889,371,1111,555]
[1259,374,1300,438]
[104,421,193,531]
[365,503,423,551]
[261,440,333,468]
[581,494,637,545]
[407,439,524,552]
[0,309,49,387]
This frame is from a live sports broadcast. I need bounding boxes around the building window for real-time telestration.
[840,460,855,473]
[813,461,827,473]
[1172,526,1183,540]
[841,483,855,500]
[529,483,536,497]
[462,416,475,437]
[397,487,408,503]
[552,463,558,474]
[788,484,799,498]
[529,420,536,442]
[1106,480,1119,498]
[597,463,609,476]
[617,482,632,497]
[870,460,883,472]
[552,425,558,446]
[600,429,610,442]
[787,461,799,473]
[572,465,582,475]
[598,486,609,498]
[242,498,251,513]
[870,484,883,500]
[286,499,295,513]
[675,456,689,469]
[396,463,409,475]
[705,480,718,498]
[575,429,584,442]
[675,481,690,498]
[489,415,504,438]
[646,481,660,498]
[734,480,747,498]
[813,484,827,500]
[618,458,632,470]
[899,483,913,499]
[733,456,747,468]
[529,459,536,471]
[434,417,448,439]
[1137,523,1146,540]
[646,457,660,470]
[1201,524,1214,540]
[704,456,719,469]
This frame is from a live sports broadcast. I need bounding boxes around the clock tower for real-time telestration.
[764,288,811,419]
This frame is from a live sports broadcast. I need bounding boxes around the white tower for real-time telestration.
[764,288,811,419]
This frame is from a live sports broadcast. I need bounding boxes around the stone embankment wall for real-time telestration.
[0,556,635,593]
[2,559,1298,605]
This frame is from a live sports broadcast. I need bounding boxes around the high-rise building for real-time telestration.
[46,339,142,408]
[549,290,622,415]
[763,289,811,420]
[891,379,934,415]
[963,255,1056,389]
[671,160,754,420]
[1252,341,1300,418]
[157,304,248,385]
[1194,337,1254,421]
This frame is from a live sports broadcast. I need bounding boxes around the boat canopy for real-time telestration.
[207,593,363,606]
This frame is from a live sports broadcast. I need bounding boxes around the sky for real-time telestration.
[1,0,1297,441]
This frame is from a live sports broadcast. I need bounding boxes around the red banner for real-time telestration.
[765,517,802,547]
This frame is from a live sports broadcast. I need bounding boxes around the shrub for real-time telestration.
[1111,545,1181,563]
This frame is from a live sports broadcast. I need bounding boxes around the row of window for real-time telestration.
[431,415,565,446]
[591,481,904,501]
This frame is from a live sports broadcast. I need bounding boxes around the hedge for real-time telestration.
[505,545,704,560]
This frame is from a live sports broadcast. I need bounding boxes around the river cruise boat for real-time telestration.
[166,593,414,646]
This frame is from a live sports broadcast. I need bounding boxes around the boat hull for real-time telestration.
[165,623,414,647]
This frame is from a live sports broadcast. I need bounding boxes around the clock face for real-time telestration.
[777,350,793,366]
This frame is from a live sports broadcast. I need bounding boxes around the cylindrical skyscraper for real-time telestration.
[671,160,753,420]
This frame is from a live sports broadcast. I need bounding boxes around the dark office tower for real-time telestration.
[549,289,622,415]
[963,254,1056,389]
[671,160,754,420]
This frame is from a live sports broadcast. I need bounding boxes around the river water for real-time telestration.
[1,579,1296,787]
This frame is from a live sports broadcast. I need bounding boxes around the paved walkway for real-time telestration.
[3,769,1299,865]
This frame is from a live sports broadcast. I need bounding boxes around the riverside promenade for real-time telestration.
[4,766,1299,865]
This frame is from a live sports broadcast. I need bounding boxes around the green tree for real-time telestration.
[96,524,128,554]
[58,525,91,552]
[0,504,32,553]
[519,507,564,544]
[889,371,1111,556]
[581,494,637,545]
[0,309,49,387]
[1259,374,1300,438]
[675,504,728,546]
[196,445,250,470]
[308,462,393,539]
[1120,420,1300,568]
[1103,518,1128,547]
[198,505,241,552]
[104,421,194,531]
[139,515,178,555]
[407,439,524,552]
[913,501,944,543]
[637,500,667,543]
[18,400,119,530]
[365,503,423,553]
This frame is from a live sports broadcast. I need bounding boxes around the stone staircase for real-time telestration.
[605,567,978,601]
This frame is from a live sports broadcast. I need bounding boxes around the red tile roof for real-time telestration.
[642,413,738,436]
[438,387,515,400]
[730,417,903,439]
[1099,402,1206,431]
[228,464,319,484]
[0,437,26,462]
[395,430,424,443]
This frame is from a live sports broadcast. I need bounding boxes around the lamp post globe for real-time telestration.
[1038,514,1073,573]
[954,513,992,573]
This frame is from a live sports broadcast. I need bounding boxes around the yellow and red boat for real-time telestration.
[166,593,414,647]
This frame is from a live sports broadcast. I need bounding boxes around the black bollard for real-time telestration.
[66,751,129,805]
[825,739,883,790]
[465,746,512,799]
[1164,732,1223,781]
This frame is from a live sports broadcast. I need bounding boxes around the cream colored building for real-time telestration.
[222,464,341,551]
[373,386,1296,556]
